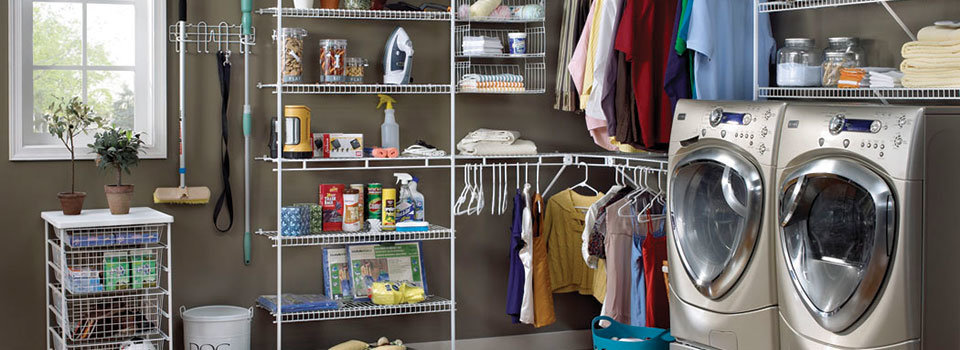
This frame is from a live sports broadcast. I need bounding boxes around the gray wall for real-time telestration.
[3,0,959,349]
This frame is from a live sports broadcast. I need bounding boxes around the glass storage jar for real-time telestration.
[319,39,348,84]
[281,28,308,83]
[824,37,866,67]
[343,0,372,9]
[777,38,821,87]
[821,51,857,87]
[345,57,367,84]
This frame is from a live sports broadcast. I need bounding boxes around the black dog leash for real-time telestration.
[214,51,234,232]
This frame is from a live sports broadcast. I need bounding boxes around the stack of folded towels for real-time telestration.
[838,67,903,88]
[900,23,960,88]
[458,73,525,93]
[462,36,504,56]
[457,128,538,156]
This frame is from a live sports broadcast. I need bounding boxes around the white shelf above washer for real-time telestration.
[758,0,902,13]
[259,296,454,323]
[256,7,452,21]
[256,225,454,247]
[759,87,960,100]
[258,83,452,95]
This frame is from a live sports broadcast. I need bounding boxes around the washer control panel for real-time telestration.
[671,100,787,166]
[779,105,925,179]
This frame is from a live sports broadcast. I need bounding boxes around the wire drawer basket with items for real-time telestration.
[50,286,166,342]
[49,242,165,295]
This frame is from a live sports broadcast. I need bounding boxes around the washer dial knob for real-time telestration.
[893,135,904,148]
[742,114,753,125]
[760,126,769,138]
[829,114,846,135]
[710,108,723,127]
[870,120,883,133]
[763,110,773,120]
[758,144,767,155]
[898,115,907,128]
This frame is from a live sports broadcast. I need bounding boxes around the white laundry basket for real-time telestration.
[181,305,253,350]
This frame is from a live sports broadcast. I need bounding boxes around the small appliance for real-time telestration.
[383,27,414,85]
[282,105,313,159]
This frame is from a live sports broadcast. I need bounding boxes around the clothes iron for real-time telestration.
[383,27,414,85]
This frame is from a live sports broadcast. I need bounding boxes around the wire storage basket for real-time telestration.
[50,242,165,295]
[455,25,546,58]
[56,224,164,248]
[50,329,167,350]
[51,286,166,342]
[454,0,546,22]
[456,61,546,93]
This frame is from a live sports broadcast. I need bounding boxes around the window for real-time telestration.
[8,0,166,160]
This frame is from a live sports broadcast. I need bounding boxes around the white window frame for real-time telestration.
[8,0,167,161]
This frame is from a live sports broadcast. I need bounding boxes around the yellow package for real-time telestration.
[371,282,426,305]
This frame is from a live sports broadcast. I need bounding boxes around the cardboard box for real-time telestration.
[103,251,130,291]
[322,247,353,300]
[130,249,157,289]
[314,133,363,158]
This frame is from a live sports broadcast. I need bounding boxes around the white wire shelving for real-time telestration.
[453,0,546,23]
[257,7,452,21]
[256,225,454,247]
[759,87,960,100]
[258,83,452,95]
[259,296,455,323]
[166,21,254,54]
[42,208,174,350]
[258,153,668,172]
[456,61,546,94]
[759,0,901,13]
[455,25,546,58]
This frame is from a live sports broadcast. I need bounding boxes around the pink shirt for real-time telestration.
[568,1,617,150]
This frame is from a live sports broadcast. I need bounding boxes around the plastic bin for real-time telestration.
[181,305,253,350]
[591,316,674,350]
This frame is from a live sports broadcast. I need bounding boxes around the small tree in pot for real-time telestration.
[43,97,104,215]
[89,126,145,215]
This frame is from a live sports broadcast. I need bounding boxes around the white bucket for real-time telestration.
[181,305,253,350]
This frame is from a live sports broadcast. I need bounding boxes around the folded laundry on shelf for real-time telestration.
[459,139,538,156]
[918,25,960,42]
[902,70,960,88]
[458,73,526,92]
[838,67,899,88]
[462,36,503,55]
[869,70,904,88]
[902,40,960,59]
[459,128,520,145]
[900,57,960,72]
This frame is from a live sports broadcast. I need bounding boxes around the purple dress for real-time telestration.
[506,189,525,323]
[664,0,692,110]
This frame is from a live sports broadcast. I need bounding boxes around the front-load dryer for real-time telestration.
[667,100,786,350]
[775,104,960,349]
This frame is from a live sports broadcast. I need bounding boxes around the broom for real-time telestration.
[154,0,210,205]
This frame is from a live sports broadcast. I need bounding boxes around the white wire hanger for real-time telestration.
[455,164,472,216]
[571,162,600,196]
[637,169,668,224]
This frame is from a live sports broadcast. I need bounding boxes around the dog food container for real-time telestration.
[345,57,368,84]
[182,305,253,350]
[319,39,348,83]
[281,28,308,83]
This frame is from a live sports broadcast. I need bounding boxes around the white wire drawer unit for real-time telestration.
[42,208,174,350]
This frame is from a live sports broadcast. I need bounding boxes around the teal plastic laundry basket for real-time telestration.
[591,316,674,350]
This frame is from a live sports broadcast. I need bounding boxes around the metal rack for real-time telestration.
[257,7,452,21]
[454,0,546,23]
[258,296,455,323]
[257,83,452,95]
[456,61,546,94]
[752,0,938,103]
[42,208,174,350]
[454,26,546,58]
[256,224,454,246]
[167,22,254,54]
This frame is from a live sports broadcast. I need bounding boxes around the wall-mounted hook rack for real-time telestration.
[168,21,256,54]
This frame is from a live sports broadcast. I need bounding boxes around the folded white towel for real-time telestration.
[918,25,960,42]
[901,40,960,58]
[902,70,960,88]
[458,128,521,146]
[900,57,960,72]
[458,139,538,156]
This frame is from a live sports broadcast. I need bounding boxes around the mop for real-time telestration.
[241,0,253,264]
[154,0,211,204]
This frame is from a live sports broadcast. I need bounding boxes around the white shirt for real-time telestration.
[519,183,535,325]
[584,0,625,124]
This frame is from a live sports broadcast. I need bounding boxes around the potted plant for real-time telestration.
[43,97,103,215]
[89,126,145,215]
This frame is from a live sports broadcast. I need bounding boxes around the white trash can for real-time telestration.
[181,305,253,350]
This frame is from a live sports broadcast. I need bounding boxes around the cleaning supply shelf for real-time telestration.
[257,7,452,21]
[758,87,960,100]
[758,0,903,13]
[256,153,667,172]
[255,225,453,246]
[258,83,451,95]
[257,296,454,323]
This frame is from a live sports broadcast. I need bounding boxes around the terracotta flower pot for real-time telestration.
[58,192,86,215]
[105,185,134,215]
[320,0,339,9]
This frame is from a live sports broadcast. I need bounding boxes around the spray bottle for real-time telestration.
[378,94,399,149]
[394,173,415,222]
[410,176,425,222]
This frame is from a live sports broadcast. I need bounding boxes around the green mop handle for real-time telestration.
[241,0,252,265]
[241,0,252,36]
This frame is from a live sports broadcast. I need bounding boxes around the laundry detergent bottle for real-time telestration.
[394,173,415,222]
[378,94,400,149]
[411,176,425,221]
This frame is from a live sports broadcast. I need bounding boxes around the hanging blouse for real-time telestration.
[506,189,526,323]
[544,189,604,295]
[531,193,557,327]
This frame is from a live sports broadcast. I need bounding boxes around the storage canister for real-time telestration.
[777,38,821,87]
[181,305,253,350]
[343,189,362,232]
[822,37,864,87]
[344,0,372,10]
[281,28,308,83]
[319,39,348,83]
[345,57,368,84]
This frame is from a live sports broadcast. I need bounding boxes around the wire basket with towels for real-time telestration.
[591,316,674,350]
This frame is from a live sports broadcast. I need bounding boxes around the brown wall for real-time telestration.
[4,0,960,349]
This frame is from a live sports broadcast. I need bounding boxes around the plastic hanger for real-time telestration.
[637,170,668,224]
[491,164,498,216]
[619,167,651,217]
[454,164,471,215]
[570,162,600,196]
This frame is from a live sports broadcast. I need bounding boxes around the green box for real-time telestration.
[103,251,130,291]
[130,249,157,289]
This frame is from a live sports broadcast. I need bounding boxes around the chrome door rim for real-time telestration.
[779,157,896,332]
[669,146,764,299]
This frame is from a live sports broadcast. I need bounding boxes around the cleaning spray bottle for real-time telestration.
[394,173,415,222]
[410,176,425,222]
[378,94,399,149]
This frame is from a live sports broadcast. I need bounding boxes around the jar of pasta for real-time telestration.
[281,28,308,83]
[319,39,348,84]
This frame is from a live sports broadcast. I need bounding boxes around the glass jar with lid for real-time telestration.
[824,37,865,67]
[281,28,308,83]
[822,52,859,87]
[345,57,368,84]
[318,39,348,84]
[777,38,821,87]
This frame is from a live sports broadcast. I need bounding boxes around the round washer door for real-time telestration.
[670,147,764,299]
[779,157,896,332]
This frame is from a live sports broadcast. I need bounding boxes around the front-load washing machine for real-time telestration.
[667,100,786,350]
[775,104,960,349]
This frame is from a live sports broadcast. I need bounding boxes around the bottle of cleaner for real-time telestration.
[378,94,400,149]
[394,173,415,222]
[410,176,425,222]
[382,188,397,231]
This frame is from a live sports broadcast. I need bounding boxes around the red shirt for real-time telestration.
[615,0,677,149]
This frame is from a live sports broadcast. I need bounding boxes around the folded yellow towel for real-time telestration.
[918,25,960,42]
[902,70,960,88]
[900,57,960,73]
[901,40,960,58]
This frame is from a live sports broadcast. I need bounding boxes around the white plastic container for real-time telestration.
[508,32,527,55]
[293,0,315,9]
[181,305,253,350]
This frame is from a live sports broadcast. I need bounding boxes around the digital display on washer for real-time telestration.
[843,119,877,133]
[720,112,750,125]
